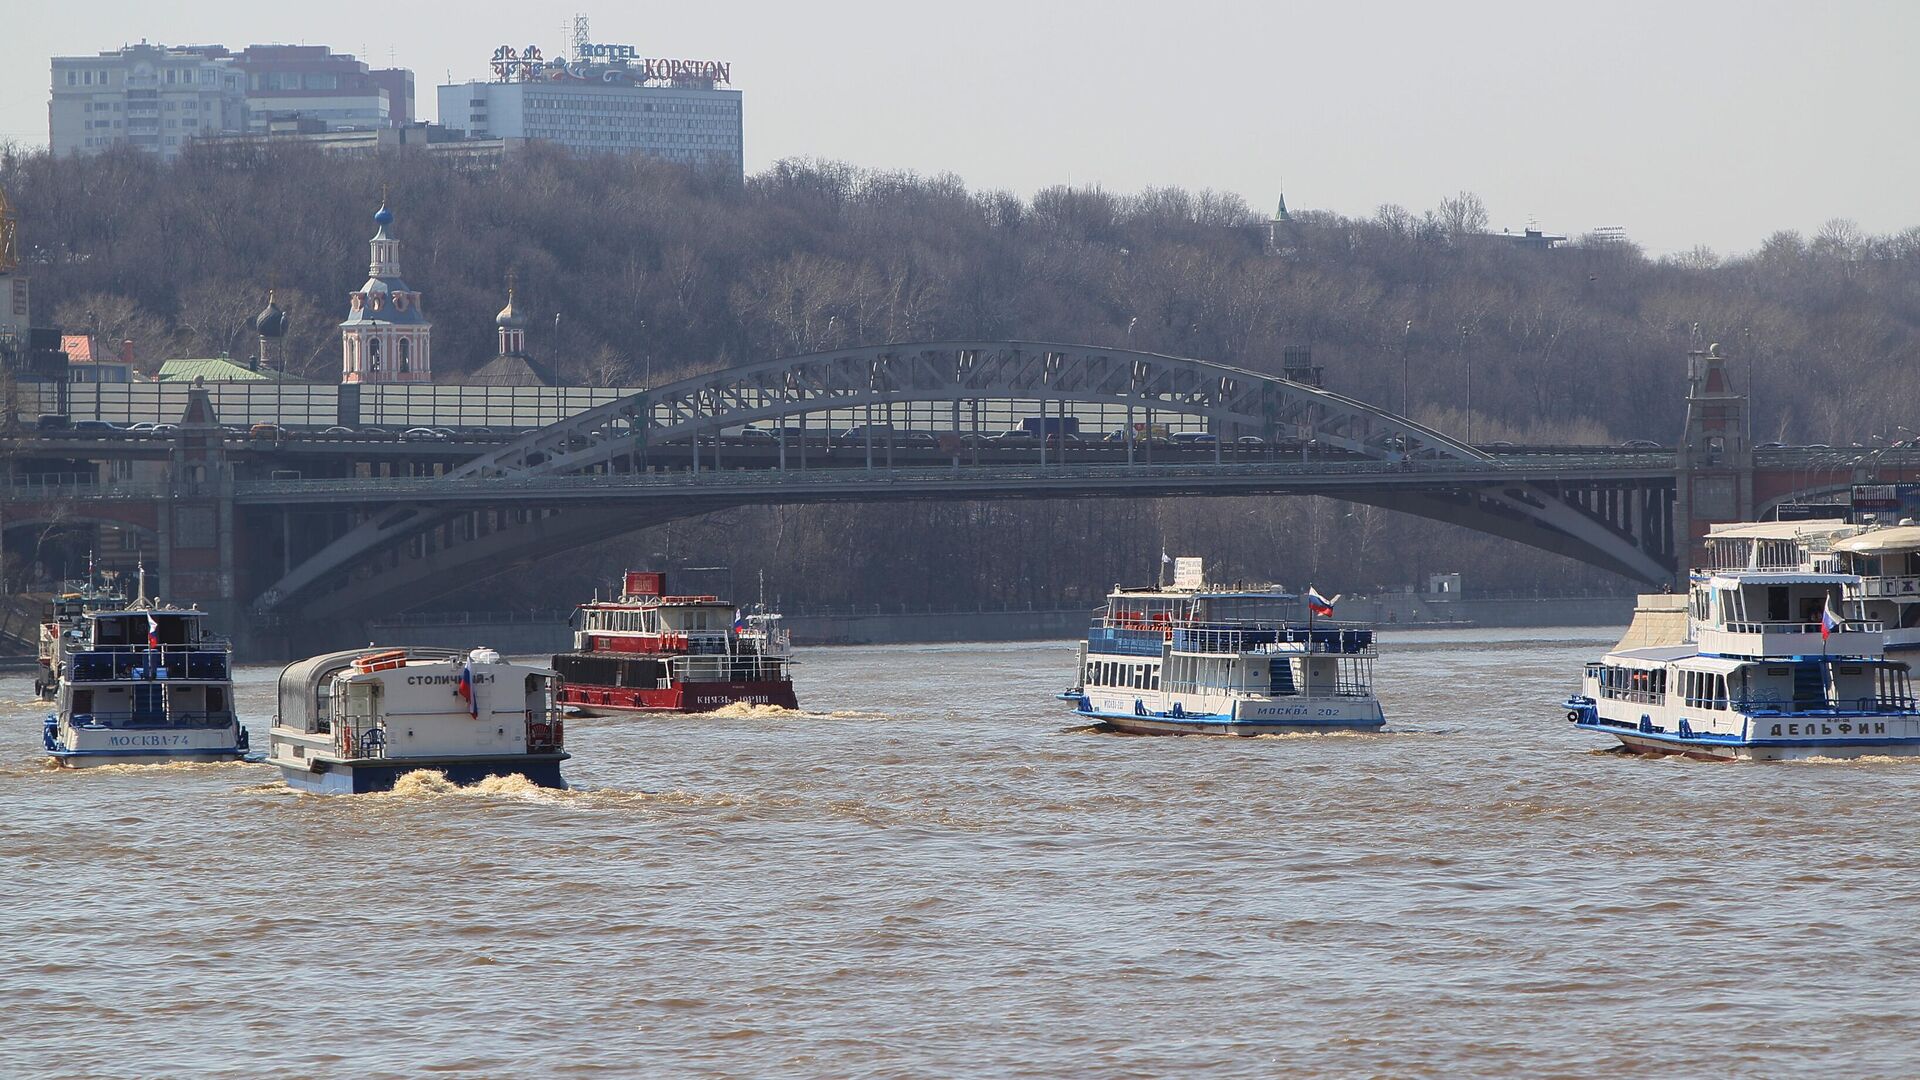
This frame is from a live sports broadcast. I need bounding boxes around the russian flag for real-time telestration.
[1821,600,1842,640]
[457,662,477,717]
[1306,588,1338,618]
[147,613,161,648]
[733,610,747,635]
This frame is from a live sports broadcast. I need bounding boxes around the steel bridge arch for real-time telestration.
[254,342,1685,618]
[448,340,1493,479]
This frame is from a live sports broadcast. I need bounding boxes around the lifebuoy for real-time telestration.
[529,721,552,746]
[1566,710,1581,723]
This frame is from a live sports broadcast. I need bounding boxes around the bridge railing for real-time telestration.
[230,458,1531,502]
[0,477,172,501]
[42,382,640,430]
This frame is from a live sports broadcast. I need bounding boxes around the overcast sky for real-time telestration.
[6,0,1916,256]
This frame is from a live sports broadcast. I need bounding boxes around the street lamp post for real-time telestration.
[1459,323,1474,446]
[1401,319,1412,418]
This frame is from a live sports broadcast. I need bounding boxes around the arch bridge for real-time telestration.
[248,341,1677,623]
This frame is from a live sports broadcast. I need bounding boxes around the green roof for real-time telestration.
[155,358,307,383]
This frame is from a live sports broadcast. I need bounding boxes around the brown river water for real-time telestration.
[5,629,1920,1078]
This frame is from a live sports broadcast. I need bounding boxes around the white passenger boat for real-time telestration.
[42,599,248,766]
[1563,568,1920,760]
[1062,557,1385,735]
[267,646,568,794]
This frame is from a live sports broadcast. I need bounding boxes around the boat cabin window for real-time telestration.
[1767,587,1789,622]
[1597,665,1666,703]
[1679,671,1731,711]
[72,689,93,712]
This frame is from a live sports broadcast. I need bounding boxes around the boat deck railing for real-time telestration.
[1858,575,1920,598]
[1090,623,1375,657]
[1717,619,1885,635]
[667,654,791,681]
[335,713,389,759]
[69,649,231,682]
[68,710,237,729]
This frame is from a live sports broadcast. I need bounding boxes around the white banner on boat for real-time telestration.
[1172,557,1205,590]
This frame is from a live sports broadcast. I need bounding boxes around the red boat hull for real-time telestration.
[559,679,798,715]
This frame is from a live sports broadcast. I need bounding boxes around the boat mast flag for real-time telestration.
[1307,588,1339,618]
[1822,597,1842,641]
[146,613,160,648]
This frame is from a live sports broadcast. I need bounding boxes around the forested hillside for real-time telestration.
[4,142,1917,608]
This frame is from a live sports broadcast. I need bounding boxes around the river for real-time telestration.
[4,629,1919,1077]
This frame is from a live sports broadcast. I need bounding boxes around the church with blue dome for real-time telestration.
[339,198,432,383]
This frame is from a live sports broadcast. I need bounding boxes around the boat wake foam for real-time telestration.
[383,769,562,800]
[700,702,803,720]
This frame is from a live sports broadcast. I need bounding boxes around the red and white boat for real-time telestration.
[552,571,798,715]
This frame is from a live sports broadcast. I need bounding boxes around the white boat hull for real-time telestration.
[1565,698,1920,761]
[1071,693,1384,736]
[46,717,248,767]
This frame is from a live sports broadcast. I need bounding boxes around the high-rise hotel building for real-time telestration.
[438,44,741,174]
[50,42,414,161]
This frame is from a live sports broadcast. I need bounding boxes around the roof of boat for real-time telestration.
[1705,572,1858,589]
[1674,655,1754,675]
[277,646,464,688]
[1608,645,1697,663]
[1705,519,1855,540]
[87,605,204,618]
[1109,586,1295,599]
[1831,525,1920,555]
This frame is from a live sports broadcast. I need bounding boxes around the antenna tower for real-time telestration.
[572,14,591,61]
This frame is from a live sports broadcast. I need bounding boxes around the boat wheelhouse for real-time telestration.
[1564,570,1920,760]
[552,571,797,715]
[42,601,247,766]
[267,646,567,794]
[34,579,130,700]
[1699,516,1920,653]
[1062,557,1385,735]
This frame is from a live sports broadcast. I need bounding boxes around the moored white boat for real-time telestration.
[1062,557,1385,735]
[267,646,568,794]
